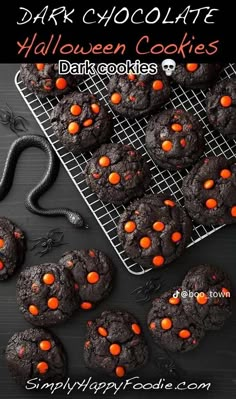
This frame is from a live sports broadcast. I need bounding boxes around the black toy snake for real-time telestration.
[0,135,86,228]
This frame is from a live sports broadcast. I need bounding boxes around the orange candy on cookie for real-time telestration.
[139,237,151,249]
[55,77,67,90]
[98,327,108,337]
[186,63,199,72]
[220,169,232,179]
[39,340,52,351]
[68,122,80,135]
[87,271,100,284]
[153,221,165,232]
[108,172,121,185]
[99,156,111,167]
[0,260,4,270]
[91,103,100,114]
[161,318,172,330]
[70,104,82,116]
[171,123,182,132]
[196,292,208,305]
[29,305,39,316]
[205,198,217,209]
[116,366,125,378]
[220,95,232,107]
[47,297,59,310]
[43,273,55,285]
[109,343,121,356]
[152,80,164,90]
[162,140,173,152]
[152,255,165,267]
[124,221,136,233]
[178,329,191,339]
[37,361,49,374]
[132,323,141,335]
[0,239,4,248]
[111,93,122,104]
[203,179,215,189]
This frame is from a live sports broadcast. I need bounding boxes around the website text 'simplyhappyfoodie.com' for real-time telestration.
[25,376,212,395]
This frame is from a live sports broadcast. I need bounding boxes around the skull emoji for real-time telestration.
[161,59,176,76]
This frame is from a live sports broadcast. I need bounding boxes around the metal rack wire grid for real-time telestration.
[15,64,236,275]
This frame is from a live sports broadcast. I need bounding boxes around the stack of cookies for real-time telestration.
[147,265,232,352]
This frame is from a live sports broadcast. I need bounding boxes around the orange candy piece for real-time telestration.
[108,172,121,185]
[220,95,232,108]
[109,343,121,356]
[128,73,136,81]
[83,119,93,127]
[222,287,230,296]
[205,198,217,209]
[0,260,4,270]
[149,322,156,330]
[164,199,175,207]
[55,77,67,90]
[139,237,151,249]
[99,156,111,167]
[70,104,82,116]
[169,297,180,305]
[37,361,49,374]
[68,122,80,135]
[131,323,141,335]
[87,271,100,284]
[178,329,191,339]
[162,140,173,152]
[196,292,208,305]
[180,138,187,148]
[0,239,5,248]
[116,366,125,378]
[153,221,165,232]
[171,123,182,132]
[186,63,199,72]
[231,206,236,217]
[124,221,136,233]
[171,232,182,243]
[81,302,92,310]
[152,255,165,267]
[29,305,39,316]
[152,80,163,90]
[203,179,215,189]
[39,340,52,351]
[220,169,232,179]
[47,297,59,310]
[111,93,122,104]
[98,327,108,337]
[161,318,172,330]
[43,273,55,285]
[91,103,100,114]
[36,64,45,71]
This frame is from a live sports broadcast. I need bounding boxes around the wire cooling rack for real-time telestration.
[15,64,236,275]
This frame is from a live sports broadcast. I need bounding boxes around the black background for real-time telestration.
[0,64,236,398]
[1,0,234,62]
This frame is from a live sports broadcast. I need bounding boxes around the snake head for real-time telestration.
[66,212,88,229]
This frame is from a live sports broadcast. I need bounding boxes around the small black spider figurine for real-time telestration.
[30,228,65,257]
[131,277,161,303]
[154,351,182,381]
[0,103,28,136]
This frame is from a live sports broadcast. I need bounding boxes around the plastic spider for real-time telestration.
[154,353,181,380]
[30,228,65,256]
[131,277,161,303]
[0,103,28,136]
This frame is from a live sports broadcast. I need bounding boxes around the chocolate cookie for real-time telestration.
[107,72,171,119]
[181,265,232,330]
[206,78,236,139]
[85,143,151,205]
[20,63,81,97]
[59,249,113,310]
[117,194,192,269]
[171,63,222,89]
[16,263,77,326]
[84,310,148,377]
[145,108,204,170]
[182,156,236,225]
[50,91,113,154]
[147,287,205,352]
[6,328,66,385]
[0,217,25,280]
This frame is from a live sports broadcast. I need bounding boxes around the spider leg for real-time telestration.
[51,242,65,248]
[30,240,45,251]
[30,237,44,242]
[131,286,143,295]
[36,247,50,257]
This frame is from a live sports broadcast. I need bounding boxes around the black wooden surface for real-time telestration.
[0,64,235,399]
